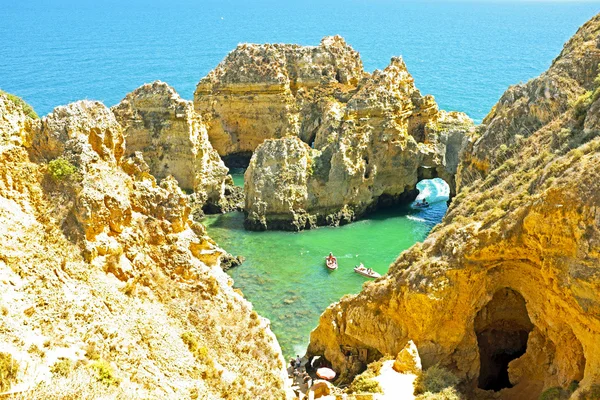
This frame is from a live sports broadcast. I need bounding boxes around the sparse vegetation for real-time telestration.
[348,370,383,394]
[579,384,600,400]
[0,89,39,119]
[416,387,463,400]
[0,352,19,392]
[48,157,77,181]
[89,359,118,386]
[50,358,73,377]
[414,364,460,395]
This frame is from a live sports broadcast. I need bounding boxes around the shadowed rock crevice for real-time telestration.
[475,288,533,391]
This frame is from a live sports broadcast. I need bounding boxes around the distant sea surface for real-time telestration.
[1,0,599,122]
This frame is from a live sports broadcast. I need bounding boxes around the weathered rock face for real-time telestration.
[307,15,600,399]
[194,35,365,166]
[0,96,291,398]
[457,14,600,190]
[245,57,473,231]
[112,81,233,212]
[0,93,40,147]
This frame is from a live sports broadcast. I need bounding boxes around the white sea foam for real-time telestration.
[416,178,450,203]
[407,215,426,222]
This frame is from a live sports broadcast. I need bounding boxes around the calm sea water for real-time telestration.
[1,1,599,122]
[205,178,449,357]
[3,0,599,358]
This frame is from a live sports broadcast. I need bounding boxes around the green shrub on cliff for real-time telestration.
[414,364,460,395]
[0,89,39,119]
[48,157,77,181]
[416,387,463,400]
[89,359,118,386]
[348,370,382,394]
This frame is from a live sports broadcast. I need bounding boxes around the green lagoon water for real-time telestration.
[205,176,448,358]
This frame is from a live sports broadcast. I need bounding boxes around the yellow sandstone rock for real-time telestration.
[307,14,600,400]
[194,35,365,167]
[0,94,292,398]
[112,81,232,211]
[244,57,473,230]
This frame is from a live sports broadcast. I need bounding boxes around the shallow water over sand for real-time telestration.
[204,178,448,358]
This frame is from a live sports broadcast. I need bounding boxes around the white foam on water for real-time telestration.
[416,178,450,203]
[407,215,426,222]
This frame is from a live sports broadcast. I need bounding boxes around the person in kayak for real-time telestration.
[327,252,337,263]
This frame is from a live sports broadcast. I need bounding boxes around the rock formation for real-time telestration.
[457,14,600,191]
[244,56,473,231]
[307,14,600,399]
[112,81,237,213]
[0,93,291,398]
[193,35,365,167]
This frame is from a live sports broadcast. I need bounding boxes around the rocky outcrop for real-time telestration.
[307,15,600,399]
[194,35,365,166]
[245,57,473,231]
[112,81,234,212]
[457,14,600,190]
[0,95,291,398]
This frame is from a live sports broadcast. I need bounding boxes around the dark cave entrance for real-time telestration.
[475,288,533,391]
[221,151,253,169]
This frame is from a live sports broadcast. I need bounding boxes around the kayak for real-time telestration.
[325,258,338,270]
[354,264,381,278]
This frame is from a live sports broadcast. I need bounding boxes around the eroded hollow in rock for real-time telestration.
[222,151,253,169]
[475,288,533,391]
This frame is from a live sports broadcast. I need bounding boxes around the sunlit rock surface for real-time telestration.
[307,14,600,399]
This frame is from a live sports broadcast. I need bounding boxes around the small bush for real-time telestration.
[89,359,118,386]
[349,371,383,394]
[182,331,200,353]
[0,352,19,391]
[85,343,100,360]
[0,89,39,119]
[539,386,571,400]
[50,358,72,377]
[416,387,462,400]
[48,157,77,181]
[415,364,460,395]
[579,384,600,400]
[568,380,579,393]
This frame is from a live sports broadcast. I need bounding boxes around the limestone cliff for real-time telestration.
[457,14,600,190]
[193,35,365,166]
[112,81,236,213]
[307,15,600,399]
[0,94,291,399]
[245,57,473,231]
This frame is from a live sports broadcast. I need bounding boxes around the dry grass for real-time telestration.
[0,353,19,392]
[7,369,130,400]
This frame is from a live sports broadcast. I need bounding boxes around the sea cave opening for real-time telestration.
[221,151,253,169]
[475,288,533,391]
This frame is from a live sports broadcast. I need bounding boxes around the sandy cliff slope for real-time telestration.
[0,93,291,399]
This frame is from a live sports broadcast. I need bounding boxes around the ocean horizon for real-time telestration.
[2,0,599,122]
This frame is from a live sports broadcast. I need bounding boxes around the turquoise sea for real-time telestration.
[3,1,600,358]
[205,178,450,357]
